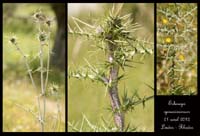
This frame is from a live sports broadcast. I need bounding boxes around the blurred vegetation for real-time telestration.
[157,3,197,95]
[68,3,154,132]
[3,3,65,132]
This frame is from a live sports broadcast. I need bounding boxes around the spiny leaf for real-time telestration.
[120,13,132,20]
[142,96,146,108]
[133,89,141,100]
[127,126,137,132]
[124,123,131,132]
[114,3,124,17]
[72,16,95,29]
[72,17,83,33]
[117,74,125,81]
[84,58,97,73]
[144,83,154,91]
[124,63,135,68]
[68,24,73,32]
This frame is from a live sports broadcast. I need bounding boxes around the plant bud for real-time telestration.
[46,20,51,27]
[9,36,17,45]
[33,11,47,23]
[38,31,47,44]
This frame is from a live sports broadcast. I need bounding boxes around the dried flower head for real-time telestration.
[45,17,55,27]
[33,10,47,23]
[46,19,51,27]
[49,83,59,95]
[9,35,17,45]
[38,31,47,43]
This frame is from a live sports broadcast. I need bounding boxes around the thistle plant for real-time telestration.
[157,3,197,95]
[8,10,61,132]
[68,4,154,131]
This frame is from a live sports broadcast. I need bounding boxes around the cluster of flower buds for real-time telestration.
[33,10,54,27]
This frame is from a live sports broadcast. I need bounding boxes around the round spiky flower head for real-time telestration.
[48,83,59,95]
[38,31,47,42]
[9,35,18,45]
[46,19,51,27]
[45,17,55,27]
[33,10,47,23]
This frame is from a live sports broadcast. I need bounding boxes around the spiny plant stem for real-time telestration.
[40,45,44,95]
[14,43,37,90]
[107,43,124,131]
[53,96,61,131]
[42,96,46,132]
[15,103,38,118]
[37,96,43,131]
[44,29,51,92]
[171,50,176,91]
[39,43,45,132]
[168,46,176,93]
[42,30,51,131]
[13,42,44,131]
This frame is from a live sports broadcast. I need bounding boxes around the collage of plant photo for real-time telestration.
[2,2,198,133]
[3,3,65,132]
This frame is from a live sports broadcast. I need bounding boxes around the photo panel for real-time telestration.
[68,3,154,132]
[155,3,200,135]
[156,3,197,95]
[2,3,66,132]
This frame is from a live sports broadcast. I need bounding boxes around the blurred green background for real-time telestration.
[3,3,65,132]
[68,3,154,132]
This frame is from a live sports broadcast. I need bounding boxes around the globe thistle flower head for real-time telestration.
[38,31,47,45]
[45,17,55,27]
[48,83,59,95]
[9,35,18,45]
[33,10,47,23]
